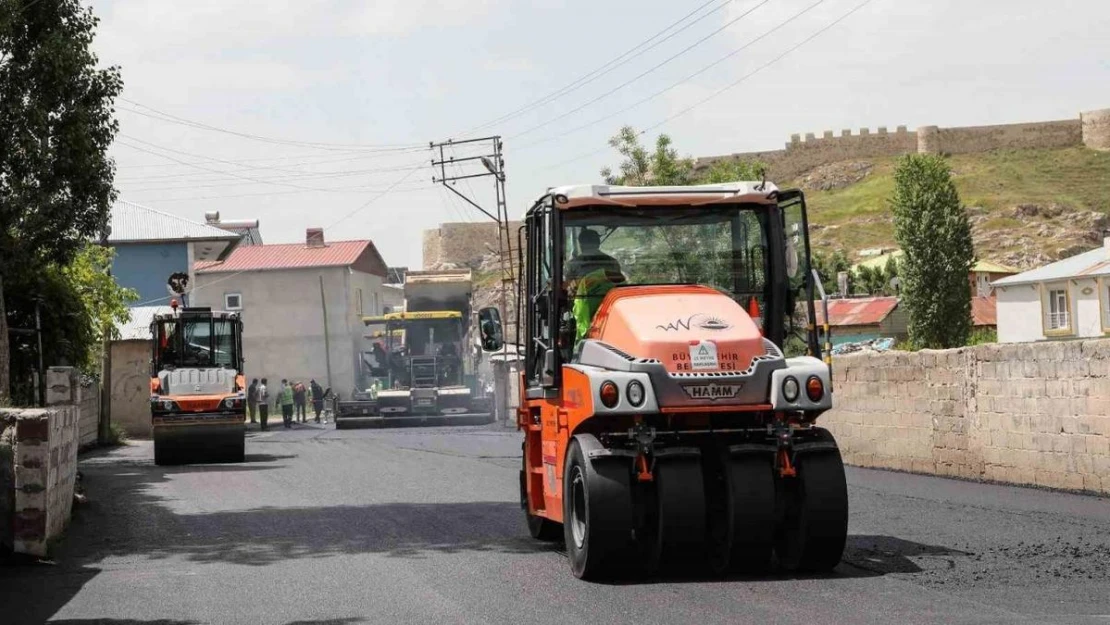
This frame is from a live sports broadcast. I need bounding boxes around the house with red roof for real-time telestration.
[815,295,998,346]
[192,228,390,398]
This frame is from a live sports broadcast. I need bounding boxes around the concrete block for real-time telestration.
[1083,474,1103,493]
[1085,435,1110,456]
[45,367,77,406]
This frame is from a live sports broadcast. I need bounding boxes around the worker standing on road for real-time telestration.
[310,379,324,423]
[279,379,295,429]
[257,378,270,431]
[293,381,307,423]
[246,379,259,425]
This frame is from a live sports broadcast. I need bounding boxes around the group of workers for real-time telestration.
[246,378,329,430]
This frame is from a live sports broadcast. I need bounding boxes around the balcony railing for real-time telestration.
[1048,311,1069,330]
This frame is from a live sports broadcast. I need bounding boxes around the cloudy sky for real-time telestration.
[90,0,1110,268]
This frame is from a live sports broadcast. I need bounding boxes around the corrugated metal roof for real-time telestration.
[971,296,997,327]
[973,260,1018,274]
[195,240,373,273]
[815,297,899,327]
[993,245,1110,286]
[108,200,243,243]
[115,305,172,341]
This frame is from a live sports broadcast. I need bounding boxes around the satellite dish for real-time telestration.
[167,272,190,296]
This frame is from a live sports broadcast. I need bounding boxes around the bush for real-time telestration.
[966,327,997,346]
[104,422,128,446]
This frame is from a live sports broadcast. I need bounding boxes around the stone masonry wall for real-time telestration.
[423,221,522,270]
[697,108,1106,181]
[0,367,81,556]
[821,339,1110,495]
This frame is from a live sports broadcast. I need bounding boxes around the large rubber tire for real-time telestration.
[775,446,849,573]
[520,453,562,541]
[645,457,706,575]
[722,453,776,573]
[153,439,178,466]
[564,439,634,580]
[227,438,245,463]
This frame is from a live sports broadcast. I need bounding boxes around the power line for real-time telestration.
[116,134,425,190]
[506,0,772,140]
[117,140,426,195]
[541,0,877,172]
[118,98,426,152]
[124,183,434,204]
[325,161,430,230]
[463,0,728,134]
[130,161,430,306]
[515,0,829,152]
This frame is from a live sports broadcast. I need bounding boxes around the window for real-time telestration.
[1046,286,1069,331]
[356,288,364,315]
[224,293,242,310]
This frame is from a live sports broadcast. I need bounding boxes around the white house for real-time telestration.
[191,228,391,396]
[993,237,1110,343]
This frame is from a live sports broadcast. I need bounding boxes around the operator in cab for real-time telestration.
[564,228,625,345]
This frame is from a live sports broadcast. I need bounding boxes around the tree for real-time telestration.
[3,245,134,404]
[598,127,768,289]
[600,125,765,186]
[890,154,974,348]
[812,250,852,296]
[0,0,122,401]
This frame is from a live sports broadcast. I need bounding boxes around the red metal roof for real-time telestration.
[972,296,997,327]
[195,240,386,276]
[815,297,899,327]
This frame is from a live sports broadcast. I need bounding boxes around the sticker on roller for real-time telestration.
[688,340,719,370]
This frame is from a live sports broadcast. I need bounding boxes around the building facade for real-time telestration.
[192,229,390,397]
[107,200,241,305]
[993,239,1110,343]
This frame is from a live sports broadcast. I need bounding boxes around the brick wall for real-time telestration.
[0,368,81,556]
[821,339,1110,495]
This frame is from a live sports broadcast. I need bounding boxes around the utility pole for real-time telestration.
[429,136,513,420]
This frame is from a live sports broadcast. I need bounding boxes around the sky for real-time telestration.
[89,0,1110,268]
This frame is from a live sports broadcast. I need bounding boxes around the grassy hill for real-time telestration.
[793,147,1110,269]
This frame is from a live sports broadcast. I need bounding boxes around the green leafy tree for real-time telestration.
[0,0,122,400]
[812,250,852,296]
[598,126,767,289]
[890,154,974,348]
[3,245,135,403]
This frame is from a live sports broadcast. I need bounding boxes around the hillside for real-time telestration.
[794,147,1110,269]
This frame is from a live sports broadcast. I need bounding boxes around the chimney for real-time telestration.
[306,228,325,248]
[204,211,220,224]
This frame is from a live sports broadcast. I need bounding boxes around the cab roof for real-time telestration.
[543,181,781,210]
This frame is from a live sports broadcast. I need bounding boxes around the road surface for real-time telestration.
[3,423,1110,624]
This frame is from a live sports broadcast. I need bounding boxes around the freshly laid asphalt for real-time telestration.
[3,422,1110,625]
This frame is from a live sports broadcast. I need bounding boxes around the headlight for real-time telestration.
[627,380,645,407]
[224,398,236,409]
[782,376,800,403]
[161,399,175,411]
[599,381,619,408]
[806,376,824,402]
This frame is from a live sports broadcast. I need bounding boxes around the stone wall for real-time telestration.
[110,339,154,438]
[76,380,99,448]
[697,108,1108,181]
[0,368,81,556]
[422,221,522,270]
[821,339,1110,495]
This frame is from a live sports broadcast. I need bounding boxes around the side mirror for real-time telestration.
[477,306,504,352]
